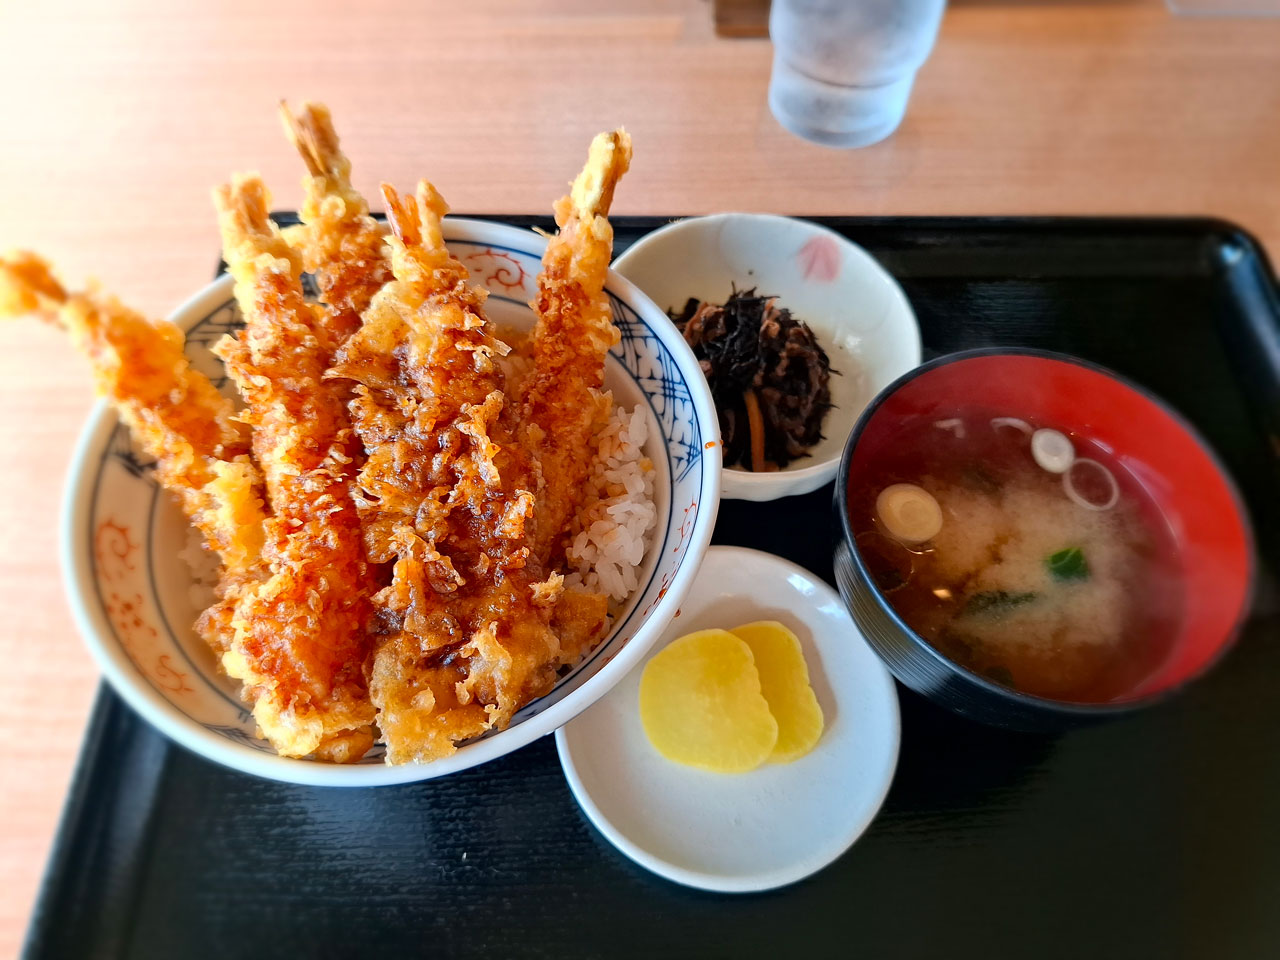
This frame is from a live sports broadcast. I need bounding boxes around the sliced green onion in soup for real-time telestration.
[990,416,1033,438]
[933,418,966,439]
[962,590,1039,615]
[1031,428,1075,473]
[1063,458,1119,511]
[1046,546,1090,581]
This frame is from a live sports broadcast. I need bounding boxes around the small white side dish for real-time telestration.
[556,546,901,893]
[612,214,921,501]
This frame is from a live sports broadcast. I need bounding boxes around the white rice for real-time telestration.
[563,404,658,603]
[492,325,535,390]
[179,530,220,611]
[476,325,660,603]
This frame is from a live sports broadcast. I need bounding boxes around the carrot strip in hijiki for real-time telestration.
[516,129,632,569]
[212,175,375,762]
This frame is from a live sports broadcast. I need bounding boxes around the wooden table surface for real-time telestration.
[1,0,1277,954]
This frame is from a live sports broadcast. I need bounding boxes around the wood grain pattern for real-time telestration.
[2,1,1279,954]
[715,0,771,37]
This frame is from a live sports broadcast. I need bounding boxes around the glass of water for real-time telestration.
[768,0,947,149]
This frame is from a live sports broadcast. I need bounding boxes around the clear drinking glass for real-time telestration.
[768,0,947,149]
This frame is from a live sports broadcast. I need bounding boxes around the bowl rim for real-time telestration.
[612,212,921,500]
[61,216,722,786]
[834,345,1257,717]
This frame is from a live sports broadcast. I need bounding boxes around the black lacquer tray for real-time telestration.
[24,217,1280,960]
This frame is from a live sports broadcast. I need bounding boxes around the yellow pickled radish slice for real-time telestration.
[876,483,943,543]
[730,621,824,763]
[639,629,778,773]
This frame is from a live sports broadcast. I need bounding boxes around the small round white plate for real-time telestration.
[556,545,901,893]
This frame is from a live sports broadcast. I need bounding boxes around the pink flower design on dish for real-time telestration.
[798,235,841,282]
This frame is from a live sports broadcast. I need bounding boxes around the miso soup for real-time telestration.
[848,408,1182,702]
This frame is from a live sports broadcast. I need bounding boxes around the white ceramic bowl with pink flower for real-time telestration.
[613,214,920,502]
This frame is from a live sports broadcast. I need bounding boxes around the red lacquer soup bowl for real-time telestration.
[834,348,1254,730]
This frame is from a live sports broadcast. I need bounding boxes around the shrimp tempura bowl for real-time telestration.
[60,213,720,786]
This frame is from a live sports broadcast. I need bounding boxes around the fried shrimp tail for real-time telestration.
[0,251,265,579]
[279,101,388,346]
[212,176,376,761]
[519,129,633,566]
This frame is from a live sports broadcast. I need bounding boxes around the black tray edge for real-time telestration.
[22,689,170,960]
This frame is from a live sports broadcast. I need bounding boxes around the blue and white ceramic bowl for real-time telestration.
[62,218,722,785]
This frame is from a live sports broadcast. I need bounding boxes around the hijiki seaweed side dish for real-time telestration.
[670,288,833,471]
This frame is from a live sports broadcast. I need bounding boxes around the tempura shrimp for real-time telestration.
[517,130,632,568]
[213,176,375,762]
